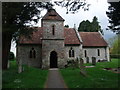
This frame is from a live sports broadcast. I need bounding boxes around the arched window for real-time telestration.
[84,50,87,57]
[69,50,71,57]
[72,49,74,57]
[97,49,100,56]
[52,25,55,35]
[69,47,74,57]
[29,48,36,58]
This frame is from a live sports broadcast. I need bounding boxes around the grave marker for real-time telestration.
[86,57,89,63]
[18,60,23,73]
[80,58,87,77]
[92,57,96,65]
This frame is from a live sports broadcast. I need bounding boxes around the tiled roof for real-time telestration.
[19,28,108,47]
[79,32,108,47]
[19,28,81,45]
[42,9,64,21]
[64,28,81,45]
[19,27,43,44]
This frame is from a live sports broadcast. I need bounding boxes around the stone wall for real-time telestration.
[41,19,65,69]
[42,40,66,69]
[65,45,83,60]
[17,45,42,68]
[42,20,64,39]
[82,47,109,63]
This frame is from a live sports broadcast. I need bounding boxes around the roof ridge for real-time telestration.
[42,9,64,21]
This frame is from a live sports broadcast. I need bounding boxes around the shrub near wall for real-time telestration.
[110,54,120,59]
[9,52,15,61]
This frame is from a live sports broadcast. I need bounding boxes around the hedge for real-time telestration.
[110,54,120,59]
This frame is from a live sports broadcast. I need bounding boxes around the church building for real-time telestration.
[17,9,109,69]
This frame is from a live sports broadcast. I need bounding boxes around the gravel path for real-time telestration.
[44,68,68,88]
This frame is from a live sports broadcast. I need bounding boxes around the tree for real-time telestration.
[64,25,69,28]
[9,52,15,61]
[91,16,102,33]
[78,16,102,33]
[78,20,91,32]
[2,1,90,70]
[111,35,120,55]
[106,2,120,34]
[2,2,53,70]
[54,0,90,14]
[107,35,117,48]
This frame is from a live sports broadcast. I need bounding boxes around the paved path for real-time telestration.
[44,68,68,88]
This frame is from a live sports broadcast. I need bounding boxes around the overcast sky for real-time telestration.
[33,0,116,39]
[11,0,116,55]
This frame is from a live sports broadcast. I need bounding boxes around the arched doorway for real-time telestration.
[50,51,58,68]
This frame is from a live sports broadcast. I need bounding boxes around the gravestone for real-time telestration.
[86,57,89,63]
[80,58,87,77]
[18,60,23,73]
[80,58,84,69]
[92,57,96,65]
[7,60,10,69]
[75,58,79,68]
[18,65,22,73]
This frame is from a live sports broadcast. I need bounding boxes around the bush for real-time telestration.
[66,59,79,68]
[110,54,120,59]
[9,52,15,60]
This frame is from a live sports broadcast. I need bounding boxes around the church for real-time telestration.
[17,9,109,69]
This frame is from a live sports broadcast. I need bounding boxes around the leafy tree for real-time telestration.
[78,16,102,33]
[91,16,102,33]
[106,2,120,34]
[54,0,90,14]
[64,25,69,28]
[2,1,90,70]
[78,20,91,32]
[107,35,117,48]
[111,35,120,55]
[2,2,53,70]
[9,52,15,61]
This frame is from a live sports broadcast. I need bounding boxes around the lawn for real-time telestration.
[60,58,120,88]
[2,60,48,88]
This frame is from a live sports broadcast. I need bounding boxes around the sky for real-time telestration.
[10,0,116,56]
[34,0,116,39]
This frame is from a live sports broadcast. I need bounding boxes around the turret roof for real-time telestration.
[42,9,64,21]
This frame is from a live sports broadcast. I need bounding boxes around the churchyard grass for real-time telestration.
[2,60,48,88]
[60,58,120,88]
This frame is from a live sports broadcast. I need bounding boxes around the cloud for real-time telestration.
[36,0,109,28]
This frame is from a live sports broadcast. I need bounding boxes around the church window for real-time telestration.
[72,49,74,57]
[97,49,100,56]
[84,50,87,57]
[69,50,71,57]
[52,25,55,35]
[69,47,75,57]
[29,48,36,58]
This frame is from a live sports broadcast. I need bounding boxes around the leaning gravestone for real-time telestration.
[86,57,89,63]
[80,58,87,77]
[92,57,96,65]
